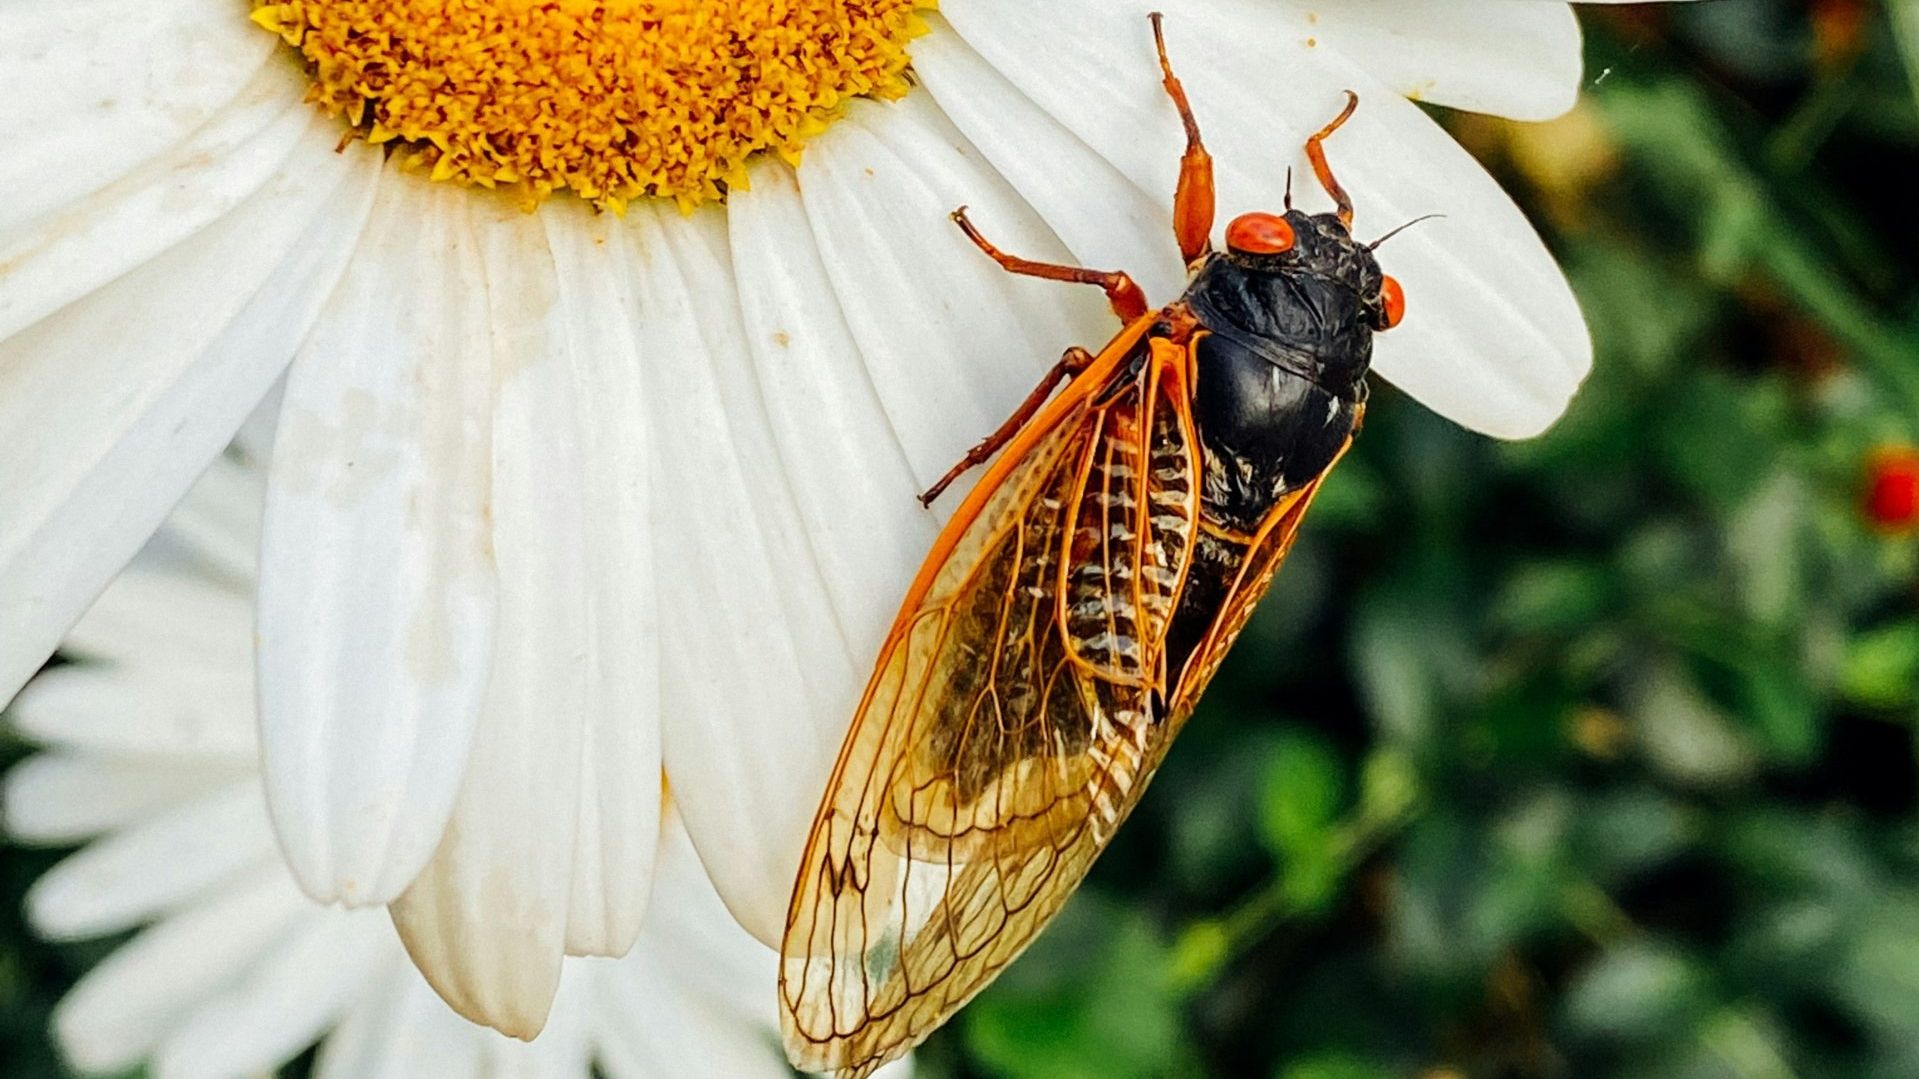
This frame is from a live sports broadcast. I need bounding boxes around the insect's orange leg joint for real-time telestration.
[950,207,1151,323]
[1151,13,1215,265]
[1307,91,1360,230]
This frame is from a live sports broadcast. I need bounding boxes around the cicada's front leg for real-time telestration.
[1151,11,1215,265]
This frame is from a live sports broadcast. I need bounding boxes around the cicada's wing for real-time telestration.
[780,334,1200,1078]
[1167,413,1359,722]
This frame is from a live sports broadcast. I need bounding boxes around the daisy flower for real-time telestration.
[0,0,1668,1039]
[2,456,912,1079]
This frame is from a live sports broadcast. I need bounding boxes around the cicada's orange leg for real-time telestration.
[1150,12,1214,265]
[936,208,1144,506]
[950,208,1149,323]
[919,346,1096,507]
[1307,91,1360,229]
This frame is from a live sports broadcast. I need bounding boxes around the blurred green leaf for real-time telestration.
[1829,895,1919,1040]
[1563,940,1709,1045]
[1839,621,1919,709]
[966,897,1185,1079]
[1356,749,1420,829]
[1276,1052,1396,1079]
[1574,788,1697,882]
[1493,560,1618,636]
[1309,459,1390,531]
[1257,732,1347,860]
[1630,661,1761,786]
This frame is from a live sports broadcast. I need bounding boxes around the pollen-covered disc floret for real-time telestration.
[251,0,934,210]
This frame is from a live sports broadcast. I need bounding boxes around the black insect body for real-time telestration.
[1160,203,1401,686]
[1186,207,1390,531]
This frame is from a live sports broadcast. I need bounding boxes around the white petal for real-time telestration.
[659,93,1116,946]
[0,131,378,706]
[724,162,938,681]
[0,64,310,341]
[2,753,242,845]
[594,982,791,1079]
[1290,0,1584,122]
[52,866,310,1074]
[26,780,277,940]
[914,21,1186,302]
[259,177,498,909]
[323,960,595,1079]
[57,564,254,695]
[625,203,856,949]
[800,93,1112,484]
[159,453,267,586]
[153,910,390,1079]
[595,827,795,1079]
[627,816,776,1019]
[0,0,274,229]
[542,208,663,960]
[944,0,1589,437]
[476,963,596,1078]
[8,662,254,761]
[388,212,591,1039]
[313,967,492,1079]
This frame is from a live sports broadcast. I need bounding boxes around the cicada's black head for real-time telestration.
[1185,206,1408,407]
[1223,210,1401,330]
[1188,209,1405,394]
[1181,208,1407,525]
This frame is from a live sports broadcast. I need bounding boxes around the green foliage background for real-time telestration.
[4,3,1919,1079]
[926,3,1919,1078]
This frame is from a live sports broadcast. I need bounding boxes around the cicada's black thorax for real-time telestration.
[1182,210,1383,535]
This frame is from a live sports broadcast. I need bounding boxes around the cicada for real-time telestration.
[780,14,1408,1076]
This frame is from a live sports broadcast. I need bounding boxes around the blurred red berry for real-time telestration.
[1865,445,1919,533]
[1811,0,1868,69]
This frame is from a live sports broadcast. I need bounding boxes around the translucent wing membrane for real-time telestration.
[780,330,1201,1076]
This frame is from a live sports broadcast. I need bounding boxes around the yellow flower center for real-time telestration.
[250,0,934,211]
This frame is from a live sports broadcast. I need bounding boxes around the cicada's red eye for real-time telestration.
[1378,275,1406,330]
[1225,212,1296,255]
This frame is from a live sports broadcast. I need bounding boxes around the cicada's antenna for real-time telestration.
[1283,167,1294,211]
[1367,213,1445,251]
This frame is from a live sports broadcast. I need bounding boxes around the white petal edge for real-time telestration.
[661,90,1116,946]
[0,62,311,342]
[152,910,391,1079]
[913,21,1187,303]
[310,966,490,1079]
[724,161,937,692]
[59,562,251,668]
[627,202,854,949]
[2,753,241,846]
[158,453,268,587]
[259,175,499,909]
[7,661,253,762]
[0,127,379,707]
[51,866,311,1075]
[803,93,1113,485]
[541,206,664,960]
[388,209,593,1039]
[1284,0,1584,122]
[26,780,278,941]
